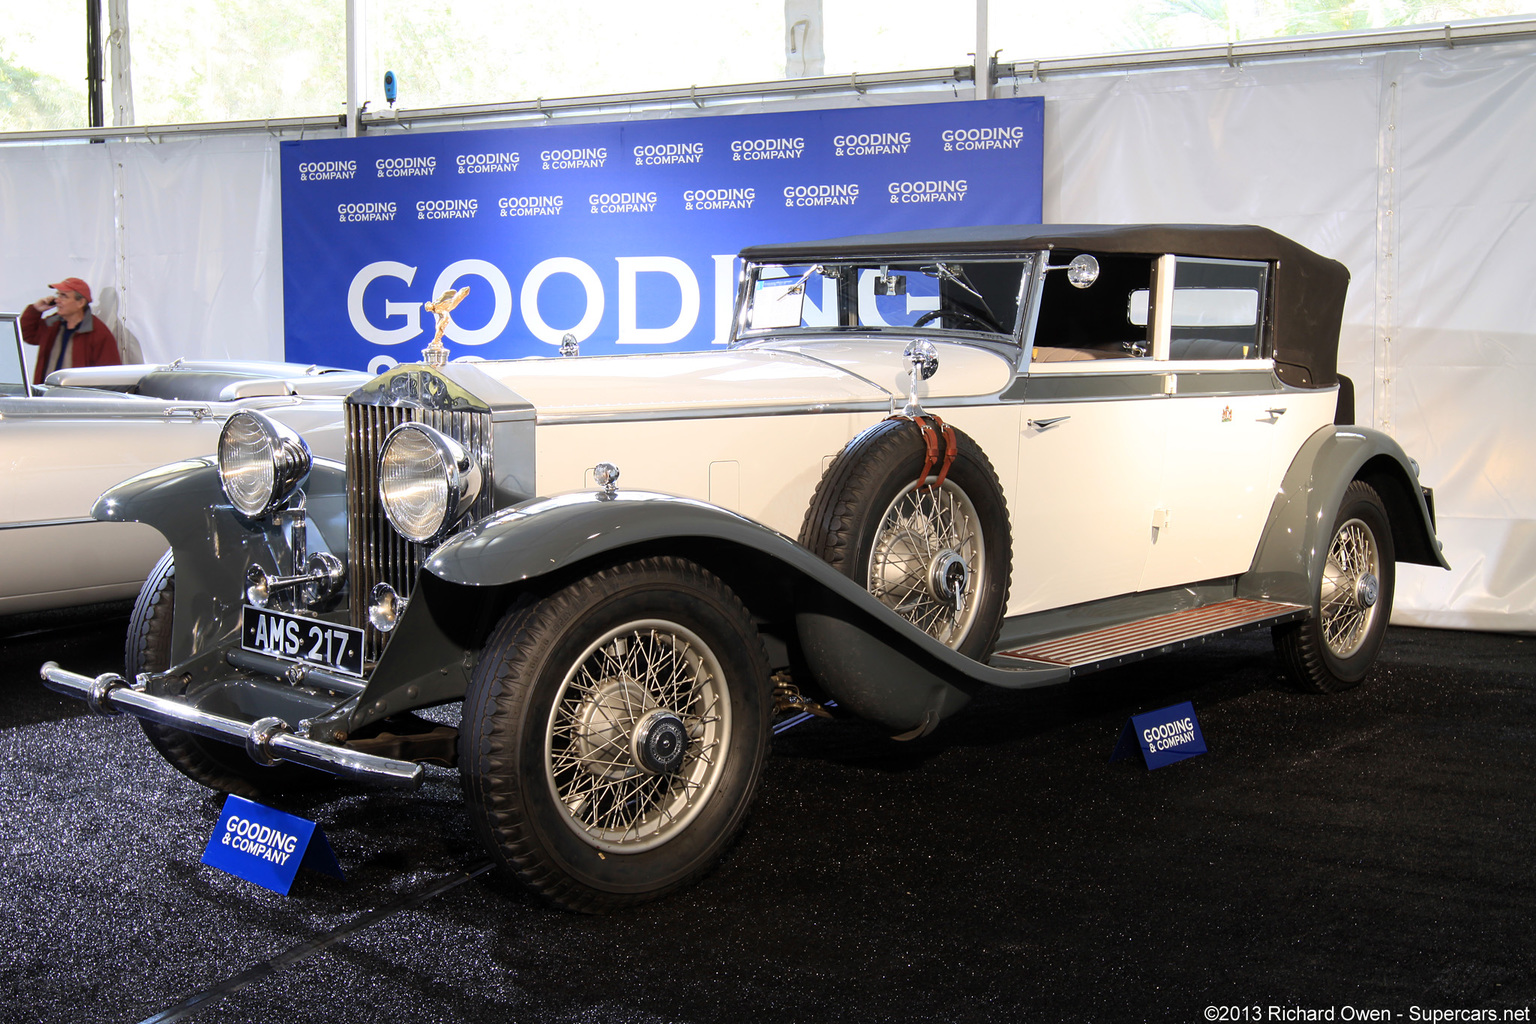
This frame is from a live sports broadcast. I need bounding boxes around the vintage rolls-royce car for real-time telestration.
[0,313,365,616]
[43,225,1447,912]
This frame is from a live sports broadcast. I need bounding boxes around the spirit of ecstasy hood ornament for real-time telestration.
[422,286,470,367]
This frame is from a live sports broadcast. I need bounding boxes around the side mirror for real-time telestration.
[901,338,939,418]
[1066,253,1100,289]
[1045,253,1101,289]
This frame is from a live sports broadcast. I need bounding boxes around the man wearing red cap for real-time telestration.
[20,277,121,385]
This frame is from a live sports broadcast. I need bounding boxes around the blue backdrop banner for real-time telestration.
[279,97,1043,370]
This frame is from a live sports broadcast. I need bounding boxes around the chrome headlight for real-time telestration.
[378,423,482,543]
[218,411,312,518]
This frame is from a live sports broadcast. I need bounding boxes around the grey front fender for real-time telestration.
[92,457,349,670]
[420,490,1070,735]
[1240,425,1448,607]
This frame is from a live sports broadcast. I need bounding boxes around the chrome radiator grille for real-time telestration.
[346,401,495,666]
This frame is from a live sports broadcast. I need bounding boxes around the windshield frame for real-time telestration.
[1,313,33,397]
[731,252,1040,362]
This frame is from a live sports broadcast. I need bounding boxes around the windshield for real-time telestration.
[734,256,1034,344]
[1,314,29,396]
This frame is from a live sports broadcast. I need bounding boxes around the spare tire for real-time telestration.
[798,417,1011,660]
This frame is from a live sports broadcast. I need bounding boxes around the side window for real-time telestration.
[1031,253,1156,363]
[1162,258,1270,361]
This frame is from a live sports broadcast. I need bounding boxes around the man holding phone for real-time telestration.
[20,277,121,385]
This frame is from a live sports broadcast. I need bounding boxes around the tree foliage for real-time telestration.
[1129,0,1523,46]
[2,0,1528,129]
[0,48,81,131]
[132,0,346,123]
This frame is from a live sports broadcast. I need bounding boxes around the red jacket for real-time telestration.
[20,305,120,385]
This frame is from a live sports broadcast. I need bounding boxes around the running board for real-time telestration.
[991,598,1308,676]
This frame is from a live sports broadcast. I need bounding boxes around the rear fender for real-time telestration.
[1240,426,1448,606]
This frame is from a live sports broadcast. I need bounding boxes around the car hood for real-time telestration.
[470,338,1015,420]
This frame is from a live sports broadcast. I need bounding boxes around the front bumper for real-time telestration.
[40,661,423,789]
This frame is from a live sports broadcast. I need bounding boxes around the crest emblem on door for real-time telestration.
[1221,405,1233,423]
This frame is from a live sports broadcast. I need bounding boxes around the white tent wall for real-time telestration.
[1037,39,1536,632]
[0,135,286,375]
[115,135,287,365]
[0,38,1532,631]
[0,144,118,378]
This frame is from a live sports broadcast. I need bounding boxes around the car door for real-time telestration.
[1136,257,1291,591]
[1007,251,1168,615]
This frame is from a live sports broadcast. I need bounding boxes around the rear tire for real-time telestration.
[128,551,327,797]
[1274,481,1395,693]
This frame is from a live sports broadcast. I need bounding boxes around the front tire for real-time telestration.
[461,557,771,913]
[128,551,326,798]
[1274,480,1396,693]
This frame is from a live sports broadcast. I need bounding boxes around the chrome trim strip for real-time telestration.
[1171,369,1282,395]
[535,399,896,425]
[1149,253,1176,360]
[0,516,96,530]
[1017,250,1050,359]
[39,661,422,788]
[1005,373,1165,402]
[1005,368,1283,403]
[529,366,1293,424]
[0,397,224,418]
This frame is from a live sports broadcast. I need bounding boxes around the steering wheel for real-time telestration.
[912,308,1001,333]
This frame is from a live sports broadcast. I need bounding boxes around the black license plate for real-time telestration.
[241,606,364,677]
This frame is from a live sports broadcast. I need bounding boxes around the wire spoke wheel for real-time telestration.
[1319,517,1381,659]
[867,480,984,647]
[547,620,731,853]
[462,557,770,912]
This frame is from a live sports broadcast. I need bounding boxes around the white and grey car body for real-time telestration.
[0,314,366,616]
[43,225,1447,910]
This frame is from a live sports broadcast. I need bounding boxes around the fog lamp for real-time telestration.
[368,582,404,633]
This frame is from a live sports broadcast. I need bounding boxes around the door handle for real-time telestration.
[1027,415,1071,431]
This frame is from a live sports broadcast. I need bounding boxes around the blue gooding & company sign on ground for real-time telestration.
[202,795,345,895]
[1111,701,1208,770]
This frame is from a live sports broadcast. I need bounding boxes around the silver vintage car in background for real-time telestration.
[0,313,366,617]
[43,225,1447,911]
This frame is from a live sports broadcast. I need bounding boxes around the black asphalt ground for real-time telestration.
[2,611,1532,1024]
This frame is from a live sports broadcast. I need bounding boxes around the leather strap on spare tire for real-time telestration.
[797,416,1011,660]
[887,413,959,491]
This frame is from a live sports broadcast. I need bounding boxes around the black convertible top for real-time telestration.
[740,224,1350,389]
